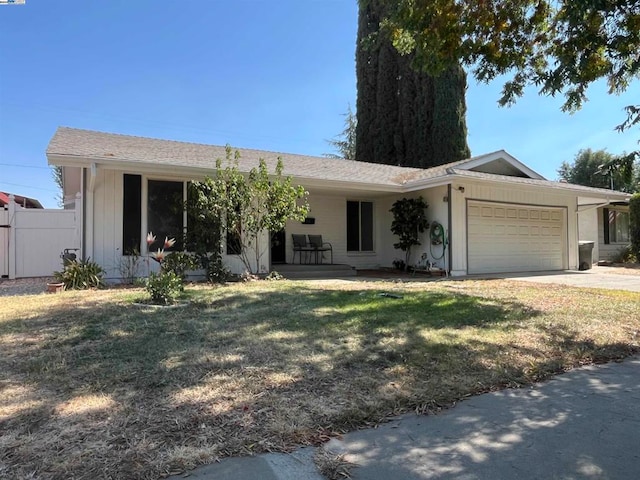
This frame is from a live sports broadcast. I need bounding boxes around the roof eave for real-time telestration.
[47,153,406,193]
[453,172,631,200]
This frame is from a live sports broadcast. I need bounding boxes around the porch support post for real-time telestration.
[85,165,96,260]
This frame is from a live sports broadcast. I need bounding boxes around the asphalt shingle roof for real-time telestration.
[46,127,631,200]
[47,127,500,188]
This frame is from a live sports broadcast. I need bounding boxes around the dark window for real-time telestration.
[148,180,184,251]
[122,174,141,254]
[226,208,242,255]
[346,201,360,251]
[347,200,374,252]
[605,208,630,243]
[361,201,374,251]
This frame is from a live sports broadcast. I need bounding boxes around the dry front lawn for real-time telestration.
[1,278,639,479]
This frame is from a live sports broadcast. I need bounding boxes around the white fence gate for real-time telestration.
[1,195,81,279]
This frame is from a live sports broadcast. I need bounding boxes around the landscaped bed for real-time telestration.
[1,279,639,479]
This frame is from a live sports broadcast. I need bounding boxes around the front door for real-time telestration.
[271,230,286,264]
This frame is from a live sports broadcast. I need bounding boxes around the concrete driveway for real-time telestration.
[482,266,640,292]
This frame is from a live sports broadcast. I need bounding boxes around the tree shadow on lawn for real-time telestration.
[0,283,632,478]
[326,357,640,480]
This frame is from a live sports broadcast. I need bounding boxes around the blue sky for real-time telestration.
[1,0,638,208]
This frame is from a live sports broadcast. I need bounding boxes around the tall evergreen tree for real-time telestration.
[355,0,470,168]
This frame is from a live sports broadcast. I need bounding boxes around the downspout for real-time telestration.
[84,163,97,260]
[81,169,86,260]
[447,183,452,275]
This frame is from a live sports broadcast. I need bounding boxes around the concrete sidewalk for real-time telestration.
[171,356,640,479]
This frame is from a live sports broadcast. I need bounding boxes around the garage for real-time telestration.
[467,201,566,274]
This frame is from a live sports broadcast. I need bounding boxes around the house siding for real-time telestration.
[578,208,599,263]
[93,169,122,279]
[285,192,391,269]
[81,165,615,280]
[90,168,271,280]
[284,187,450,271]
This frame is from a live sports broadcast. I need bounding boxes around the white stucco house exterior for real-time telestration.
[47,127,632,281]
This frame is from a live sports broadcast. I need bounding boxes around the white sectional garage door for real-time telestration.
[467,201,566,274]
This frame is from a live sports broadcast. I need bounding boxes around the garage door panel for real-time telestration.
[468,201,565,274]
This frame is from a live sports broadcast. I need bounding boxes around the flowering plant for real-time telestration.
[144,232,182,305]
[147,232,176,266]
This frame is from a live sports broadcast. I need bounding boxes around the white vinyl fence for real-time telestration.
[0,194,81,279]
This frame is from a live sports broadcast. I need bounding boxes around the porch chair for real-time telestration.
[308,234,333,264]
[291,234,314,264]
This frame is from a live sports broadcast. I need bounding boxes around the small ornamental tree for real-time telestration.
[189,147,310,275]
[390,196,429,270]
[630,193,640,262]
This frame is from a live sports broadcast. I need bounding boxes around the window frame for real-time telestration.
[346,200,375,253]
[604,207,630,244]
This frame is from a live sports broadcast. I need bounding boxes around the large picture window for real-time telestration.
[604,208,630,244]
[185,181,221,253]
[347,200,374,252]
[147,180,184,251]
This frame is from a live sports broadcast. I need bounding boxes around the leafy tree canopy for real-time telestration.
[378,1,639,110]
[189,147,309,274]
[557,148,638,192]
[375,0,640,153]
[51,165,64,207]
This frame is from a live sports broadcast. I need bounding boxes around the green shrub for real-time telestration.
[162,252,199,279]
[205,254,230,284]
[145,271,184,305]
[54,258,104,290]
[611,245,637,263]
[630,193,640,261]
[265,270,284,281]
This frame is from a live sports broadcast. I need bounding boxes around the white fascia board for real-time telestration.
[401,175,453,192]
[459,150,546,180]
[449,172,631,201]
[298,178,402,193]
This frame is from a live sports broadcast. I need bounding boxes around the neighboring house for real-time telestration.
[46,127,631,281]
[0,192,43,209]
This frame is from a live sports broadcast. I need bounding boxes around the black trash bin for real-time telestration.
[578,241,594,270]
